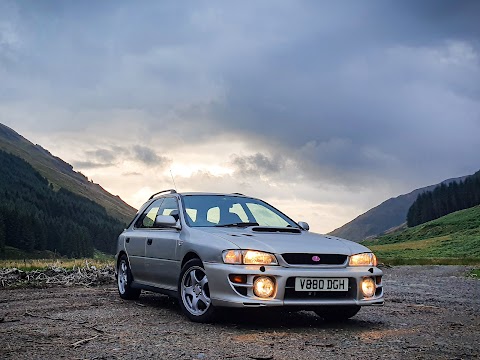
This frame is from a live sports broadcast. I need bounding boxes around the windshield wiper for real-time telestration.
[215,222,259,228]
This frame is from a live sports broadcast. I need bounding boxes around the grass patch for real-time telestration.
[0,258,114,271]
[370,237,448,251]
[468,268,480,278]
[2,246,58,260]
[362,205,480,263]
[93,249,115,261]
[0,246,115,270]
[379,257,480,266]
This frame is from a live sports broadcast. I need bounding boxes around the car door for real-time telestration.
[128,198,164,284]
[143,196,182,290]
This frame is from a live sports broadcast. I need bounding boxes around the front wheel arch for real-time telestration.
[180,251,201,269]
[178,258,216,322]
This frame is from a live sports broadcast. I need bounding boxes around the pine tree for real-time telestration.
[0,150,127,258]
[407,170,480,227]
[0,213,5,256]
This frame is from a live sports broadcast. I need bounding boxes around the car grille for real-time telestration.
[284,277,356,300]
[281,253,347,265]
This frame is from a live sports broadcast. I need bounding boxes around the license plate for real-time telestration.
[294,277,348,292]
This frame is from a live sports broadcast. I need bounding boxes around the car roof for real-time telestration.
[146,191,251,202]
[178,192,247,197]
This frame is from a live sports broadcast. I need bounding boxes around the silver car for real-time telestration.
[115,190,384,322]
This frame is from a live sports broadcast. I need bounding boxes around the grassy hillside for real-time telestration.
[328,176,466,242]
[362,205,480,264]
[0,123,136,223]
[0,150,125,257]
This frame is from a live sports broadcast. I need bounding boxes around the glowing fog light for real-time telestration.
[253,276,275,298]
[361,277,376,298]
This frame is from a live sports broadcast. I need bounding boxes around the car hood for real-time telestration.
[195,227,371,255]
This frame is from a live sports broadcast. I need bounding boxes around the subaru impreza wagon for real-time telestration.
[115,190,384,322]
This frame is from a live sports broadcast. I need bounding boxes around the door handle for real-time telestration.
[126,238,130,243]
[178,240,184,246]
[147,238,153,245]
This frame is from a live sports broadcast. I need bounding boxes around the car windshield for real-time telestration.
[181,195,299,228]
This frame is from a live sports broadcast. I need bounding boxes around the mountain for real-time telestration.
[329,176,467,242]
[0,149,125,257]
[0,123,136,223]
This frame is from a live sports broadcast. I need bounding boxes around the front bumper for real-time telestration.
[204,262,384,308]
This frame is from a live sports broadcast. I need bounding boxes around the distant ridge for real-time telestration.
[0,123,136,223]
[328,176,467,242]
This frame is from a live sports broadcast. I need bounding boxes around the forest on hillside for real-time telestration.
[0,150,126,257]
[407,170,480,227]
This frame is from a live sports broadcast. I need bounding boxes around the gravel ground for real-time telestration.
[0,266,478,360]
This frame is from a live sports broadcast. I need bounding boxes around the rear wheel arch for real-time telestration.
[117,253,141,300]
[116,251,128,270]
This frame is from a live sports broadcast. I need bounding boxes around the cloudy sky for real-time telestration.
[1,0,479,232]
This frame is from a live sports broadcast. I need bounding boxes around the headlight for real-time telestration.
[222,250,278,265]
[349,253,377,266]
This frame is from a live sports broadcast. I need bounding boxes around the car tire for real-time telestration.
[178,258,215,323]
[314,305,361,321]
[117,254,141,300]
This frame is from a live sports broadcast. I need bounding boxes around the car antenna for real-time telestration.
[170,169,177,191]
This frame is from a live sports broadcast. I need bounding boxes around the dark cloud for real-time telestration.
[76,145,170,169]
[231,153,285,176]
[85,148,117,163]
[131,145,170,166]
[1,0,479,192]
[72,161,112,170]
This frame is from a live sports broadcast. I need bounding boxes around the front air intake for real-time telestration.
[282,253,348,265]
[251,227,301,234]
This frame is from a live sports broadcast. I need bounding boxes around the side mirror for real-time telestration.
[154,215,181,229]
[298,221,310,231]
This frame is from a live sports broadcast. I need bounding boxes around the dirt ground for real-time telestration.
[0,266,478,360]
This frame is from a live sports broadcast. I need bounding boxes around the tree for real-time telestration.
[0,213,5,256]
[407,170,480,227]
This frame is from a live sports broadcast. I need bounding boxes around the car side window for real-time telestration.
[157,197,180,225]
[135,199,164,228]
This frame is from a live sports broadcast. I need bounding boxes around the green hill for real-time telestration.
[407,170,480,227]
[0,123,136,223]
[362,205,480,264]
[0,150,125,258]
[328,176,466,242]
